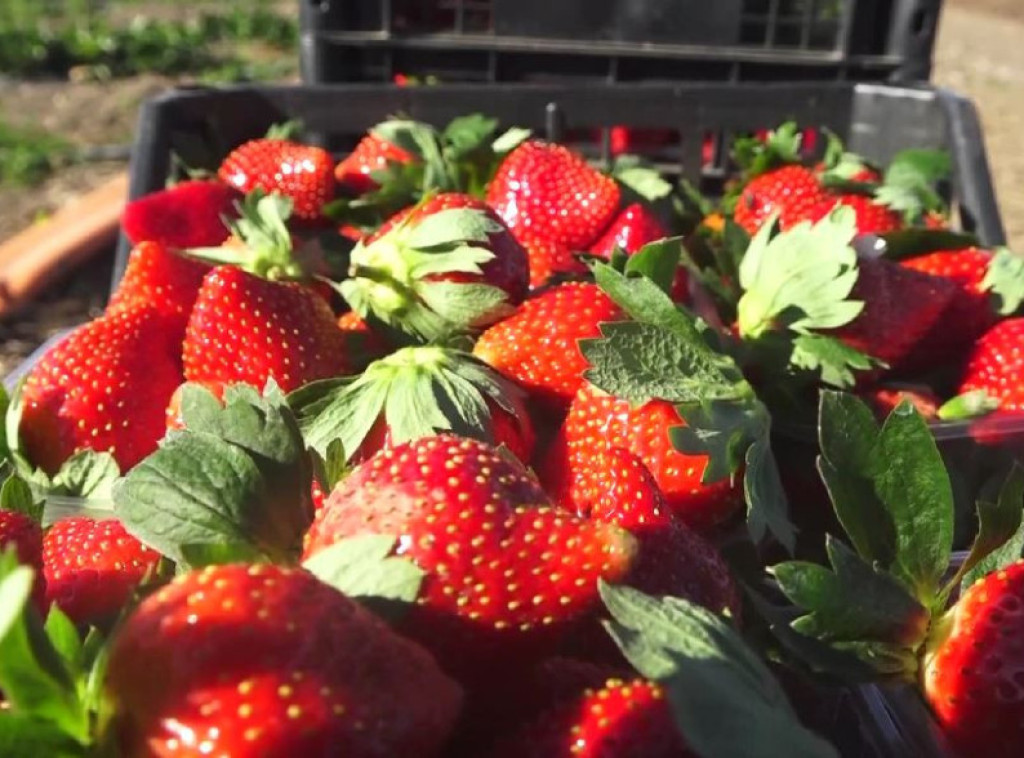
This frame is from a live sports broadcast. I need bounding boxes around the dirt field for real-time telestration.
[0,0,1022,377]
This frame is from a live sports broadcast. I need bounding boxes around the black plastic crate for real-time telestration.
[116,80,1004,286]
[298,0,943,85]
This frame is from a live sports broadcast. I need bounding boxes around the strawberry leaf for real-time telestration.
[790,334,878,389]
[737,207,862,339]
[42,608,81,678]
[1,475,42,521]
[621,237,683,294]
[310,439,349,493]
[957,464,1024,593]
[303,535,425,622]
[611,157,673,202]
[774,537,927,646]
[936,390,999,421]
[404,208,504,249]
[600,582,838,758]
[981,247,1024,316]
[732,122,803,179]
[48,452,119,501]
[875,149,950,221]
[442,114,499,159]
[114,383,313,569]
[0,712,87,757]
[492,127,532,154]
[744,437,796,552]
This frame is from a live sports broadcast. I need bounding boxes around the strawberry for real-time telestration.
[803,194,904,235]
[589,203,669,259]
[861,383,941,422]
[106,240,210,338]
[486,141,621,252]
[340,192,529,340]
[42,516,160,625]
[732,165,828,236]
[302,435,637,681]
[899,247,999,365]
[923,560,1024,757]
[19,305,183,475]
[541,384,741,532]
[959,318,1024,410]
[218,138,335,221]
[571,446,739,618]
[608,127,677,157]
[290,345,536,465]
[121,179,239,249]
[183,265,349,394]
[473,282,626,409]
[335,133,416,195]
[336,309,393,368]
[490,677,689,758]
[106,563,463,758]
[519,232,588,289]
[0,509,45,609]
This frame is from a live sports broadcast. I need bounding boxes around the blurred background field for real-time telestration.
[0,0,1022,375]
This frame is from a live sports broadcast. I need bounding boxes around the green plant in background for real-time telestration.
[0,118,71,187]
[0,0,298,80]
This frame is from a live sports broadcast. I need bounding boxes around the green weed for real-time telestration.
[0,119,71,187]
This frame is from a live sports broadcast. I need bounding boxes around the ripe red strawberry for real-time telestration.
[106,564,463,758]
[959,318,1024,409]
[491,677,689,758]
[19,305,183,475]
[571,447,740,618]
[589,203,669,258]
[106,240,210,338]
[519,232,588,289]
[608,127,677,157]
[43,516,160,625]
[825,257,958,370]
[733,165,829,236]
[473,282,626,409]
[861,384,941,422]
[183,265,350,394]
[218,138,335,221]
[541,384,741,532]
[121,180,239,249]
[900,247,998,364]
[335,133,416,195]
[303,435,637,682]
[803,194,903,235]
[486,141,621,251]
[0,509,45,609]
[341,192,529,339]
[923,560,1024,758]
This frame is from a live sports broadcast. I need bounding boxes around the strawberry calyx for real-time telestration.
[980,246,1024,315]
[731,121,805,181]
[873,148,952,224]
[288,344,530,462]
[936,390,1000,421]
[185,191,323,282]
[764,391,1024,686]
[340,204,516,340]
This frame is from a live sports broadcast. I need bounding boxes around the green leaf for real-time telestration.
[404,208,504,249]
[312,439,350,492]
[743,437,796,553]
[303,535,425,621]
[43,608,81,678]
[441,114,498,158]
[371,119,437,162]
[960,465,1024,592]
[790,334,879,388]
[774,538,928,646]
[872,401,954,600]
[981,247,1024,316]
[732,122,803,178]
[1,474,42,521]
[876,149,951,220]
[671,400,767,482]
[736,207,862,339]
[600,582,838,758]
[492,127,531,154]
[622,237,682,294]
[936,390,1000,421]
[416,280,515,329]
[817,391,896,566]
[0,552,86,742]
[0,713,86,758]
[613,164,673,202]
[48,451,119,500]
[115,384,313,569]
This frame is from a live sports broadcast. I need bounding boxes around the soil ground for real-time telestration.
[0,0,1022,377]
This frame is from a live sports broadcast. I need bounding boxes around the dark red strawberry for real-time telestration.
[959,318,1024,410]
[106,564,462,758]
[303,435,636,682]
[923,560,1024,758]
[335,133,416,195]
[733,165,829,236]
[340,192,529,340]
[0,509,45,609]
[43,516,160,625]
[106,240,210,338]
[121,180,239,249]
[183,265,350,394]
[219,138,335,221]
[490,677,690,757]
[589,203,669,259]
[486,141,621,251]
[541,384,741,532]
[473,282,626,409]
[19,305,183,475]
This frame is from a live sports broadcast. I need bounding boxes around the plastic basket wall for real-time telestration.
[299,0,943,84]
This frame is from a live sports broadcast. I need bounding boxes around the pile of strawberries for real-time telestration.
[1,114,1024,758]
